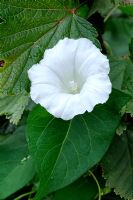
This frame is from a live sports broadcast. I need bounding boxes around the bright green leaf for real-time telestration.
[120,4,133,15]
[0,0,99,96]
[53,177,98,200]
[0,92,29,124]
[0,126,35,199]
[102,127,133,199]
[27,89,130,200]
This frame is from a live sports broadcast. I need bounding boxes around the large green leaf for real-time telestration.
[53,177,98,200]
[0,126,35,199]
[0,0,99,123]
[0,0,99,96]
[27,89,130,200]
[102,127,133,199]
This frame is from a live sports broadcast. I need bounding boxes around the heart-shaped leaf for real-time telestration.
[27,89,130,199]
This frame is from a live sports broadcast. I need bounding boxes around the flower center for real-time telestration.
[69,80,78,94]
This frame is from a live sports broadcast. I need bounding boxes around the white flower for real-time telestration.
[28,38,112,120]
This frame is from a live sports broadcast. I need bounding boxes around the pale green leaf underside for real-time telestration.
[102,128,133,199]
[0,92,29,124]
[0,0,99,95]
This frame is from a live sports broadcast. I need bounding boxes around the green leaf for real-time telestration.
[53,177,98,200]
[102,127,133,199]
[109,57,133,115]
[103,17,133,56]
[0,0,99,96]
[109,58,126,91]
[124,99,133,116]
[27,89,129,200]
[0,0,99,122]
[89,0,112,16]
[109,57,133,96]
[116,122,126,136]
[0,92,29,124]
[88,0,116,17]
[0,126,35,199]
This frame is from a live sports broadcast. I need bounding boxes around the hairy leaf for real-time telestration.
[0,92,29,124]
[0,0,99,122]
[88,0,117,17]
[0,0,99,96]
[109,57,133,96]
[102,127,133,199]
[109,57,133,115]
[89,0,113,16]
[27,89,130,200]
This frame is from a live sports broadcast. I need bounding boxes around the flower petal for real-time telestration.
[41,38,79,83]
[28,64,66,91]
[30,84,86,120]
[59,94,86,120]
[30,83,60,104]
[80,74,112,111]
[73,38,110,81]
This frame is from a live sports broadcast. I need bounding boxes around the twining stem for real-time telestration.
[104,4,119,23]
[14,191,35,200]
[89,170,101,200]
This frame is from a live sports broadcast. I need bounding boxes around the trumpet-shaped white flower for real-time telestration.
[28,38,112,120]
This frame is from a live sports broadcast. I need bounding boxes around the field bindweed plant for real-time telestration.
[0,1,133,200]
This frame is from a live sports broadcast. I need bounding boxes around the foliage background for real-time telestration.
[0,0,133,200]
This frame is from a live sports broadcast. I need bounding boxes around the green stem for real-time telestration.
[104,4,119,23]
[75,0,88,11]
[89,170,101,200]
[14,191,35,200]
